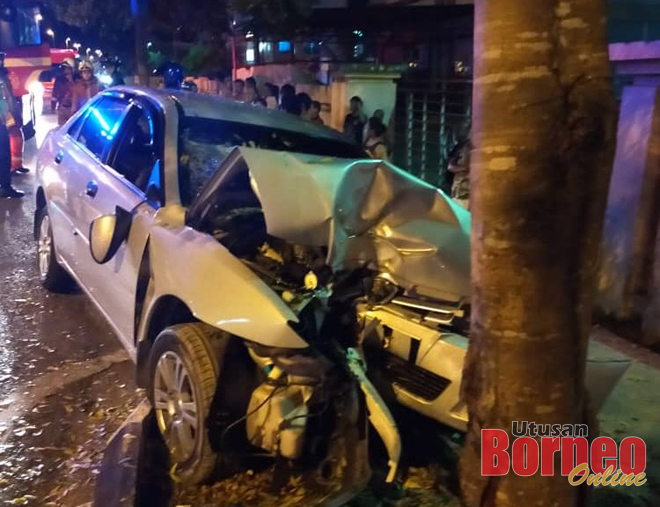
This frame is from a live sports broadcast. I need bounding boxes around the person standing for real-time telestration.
[162,62,184,90]
[233,79,245,101]
[244,77,265,106]
[0,53,24,198]
[296,93,312,119]
[0,53,28,175]
[363,109,384,146]
[72,60,103,112]
[53,59,75,126]
[309,100,324,125]
[343,96,367,145]
[264,83,279,109]
[448,139,470,210]
[279,84,298,114]
[111,62,126,86]
[364,118,389,161]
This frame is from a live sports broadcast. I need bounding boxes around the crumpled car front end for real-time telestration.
[188,146,629,448]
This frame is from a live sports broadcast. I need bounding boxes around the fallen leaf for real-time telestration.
[5,497,28,505]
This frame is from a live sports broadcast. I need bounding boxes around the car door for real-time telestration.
[41,111,90,271]
[79,99,165,348]
[66,95,133,292]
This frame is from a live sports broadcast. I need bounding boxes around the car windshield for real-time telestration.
[178,115,366,205]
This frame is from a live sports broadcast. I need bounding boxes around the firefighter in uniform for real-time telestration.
[0,52,28,175]
[0,52,24,198]
[72,60,103,112]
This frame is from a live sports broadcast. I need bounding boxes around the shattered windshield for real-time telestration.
[178,116,366,205]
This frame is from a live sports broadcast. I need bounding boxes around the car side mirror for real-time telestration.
[89,207,133,264]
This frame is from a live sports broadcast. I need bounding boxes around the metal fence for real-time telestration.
[392,77,472,191]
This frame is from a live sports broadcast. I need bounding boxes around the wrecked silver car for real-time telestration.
[36,88,627,494]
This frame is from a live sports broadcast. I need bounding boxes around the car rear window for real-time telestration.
[178,116,365,205]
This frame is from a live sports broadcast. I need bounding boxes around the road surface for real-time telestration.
[0,116,141,506]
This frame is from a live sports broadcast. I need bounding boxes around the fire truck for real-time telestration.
[0,1,51,138]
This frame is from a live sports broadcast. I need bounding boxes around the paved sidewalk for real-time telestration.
[592,327,660,506]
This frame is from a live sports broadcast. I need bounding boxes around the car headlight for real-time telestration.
[28,81,44,97]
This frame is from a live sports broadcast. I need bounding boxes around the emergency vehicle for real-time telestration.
[0,1,51,135]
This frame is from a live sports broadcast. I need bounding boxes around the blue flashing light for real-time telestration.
[91,108,110,132]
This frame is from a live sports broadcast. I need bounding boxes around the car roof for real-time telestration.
[112,85,353,144]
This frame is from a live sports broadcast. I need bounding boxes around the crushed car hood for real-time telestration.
[231,148,472,303]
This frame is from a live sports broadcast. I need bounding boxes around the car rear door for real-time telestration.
[40,111,89,271]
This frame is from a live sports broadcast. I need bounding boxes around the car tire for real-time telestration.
[36,207,73,292]
[148,323,223,485]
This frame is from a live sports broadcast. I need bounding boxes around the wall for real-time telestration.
[597,85,660,319]
[644,222,660,345]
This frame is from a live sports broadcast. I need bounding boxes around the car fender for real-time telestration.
[145,225,308,349]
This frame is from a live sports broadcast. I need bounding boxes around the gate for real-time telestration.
[392,77,472,191]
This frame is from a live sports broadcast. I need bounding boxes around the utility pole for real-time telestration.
[132,0,149,85]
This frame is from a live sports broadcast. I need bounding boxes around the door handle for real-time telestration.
[54,151,64,164]
[85,180,98,198]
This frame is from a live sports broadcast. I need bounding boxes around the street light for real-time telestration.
[46,28,54,39]
[73,42,81,51]
[65,37,71,48]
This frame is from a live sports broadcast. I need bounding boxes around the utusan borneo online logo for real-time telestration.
[481,422,647,486]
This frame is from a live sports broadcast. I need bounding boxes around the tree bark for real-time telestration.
[460,1,617,507]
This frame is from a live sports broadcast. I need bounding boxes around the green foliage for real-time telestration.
[147,50,167,71]
[182,44,227,75]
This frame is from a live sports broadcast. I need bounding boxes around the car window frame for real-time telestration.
[73,94,133,163]
[66,100,99,140]
[104,97,165,208]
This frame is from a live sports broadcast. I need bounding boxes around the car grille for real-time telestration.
[383,354,451,402]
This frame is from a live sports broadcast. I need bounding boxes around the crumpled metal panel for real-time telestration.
[240,148,472,303]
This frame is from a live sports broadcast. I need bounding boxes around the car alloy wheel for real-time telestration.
[35,207,73,292]
[147,323,229,484]
[153,351,199,463]
[38,213,52,281]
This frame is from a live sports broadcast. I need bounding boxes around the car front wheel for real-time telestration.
[148,323,222,484]
[36,207,73,292]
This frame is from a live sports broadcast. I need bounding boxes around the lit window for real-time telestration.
[278,41,291,53]
[246,48,255,64]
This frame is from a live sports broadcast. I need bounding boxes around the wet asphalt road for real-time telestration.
[0,117,141,506]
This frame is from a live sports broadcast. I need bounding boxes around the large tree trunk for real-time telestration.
[460,1,617,506]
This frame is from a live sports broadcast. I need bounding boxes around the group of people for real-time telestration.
[52,58,104,127]
[342,95,390,161]
[1,57,463,203]
[221,78,391,161]
[0,56,108,199]
[223,77,325,126]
